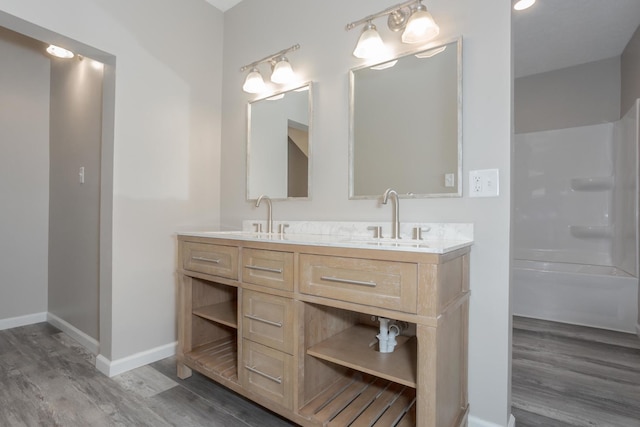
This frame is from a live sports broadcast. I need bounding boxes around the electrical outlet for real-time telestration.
[444,173,455,187]
[469,169,499,197]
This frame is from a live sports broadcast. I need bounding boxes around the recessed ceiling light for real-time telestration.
[514,0,536,11]
[46,44,74,59]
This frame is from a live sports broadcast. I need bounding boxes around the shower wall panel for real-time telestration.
[514,123,614,266]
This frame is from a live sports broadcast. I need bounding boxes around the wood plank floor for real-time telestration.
[0,323,293,426]
[512,316,640,427]
[3,319,639,426]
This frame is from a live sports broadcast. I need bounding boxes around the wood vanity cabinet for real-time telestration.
[177,235,470,427]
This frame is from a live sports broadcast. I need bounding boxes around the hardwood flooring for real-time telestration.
[2,319,639,426]
[512,316,640,427]
[0,323,293,426]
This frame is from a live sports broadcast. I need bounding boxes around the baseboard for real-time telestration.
[46,313,100,355]
[96,341,177,378]
[0,312,47,331]
[469,414,516,427]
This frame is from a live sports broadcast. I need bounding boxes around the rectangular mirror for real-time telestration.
[349,38,462,199]
[247,83,312,200]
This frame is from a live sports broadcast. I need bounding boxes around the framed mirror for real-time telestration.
[349,38,462,199]
[247,83,312,200]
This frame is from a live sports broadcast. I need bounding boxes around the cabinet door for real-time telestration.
[242,290,294,354]
[242,248,294,291]
[241,340,293,410]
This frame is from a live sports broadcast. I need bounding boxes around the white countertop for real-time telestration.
[178,221,473,254]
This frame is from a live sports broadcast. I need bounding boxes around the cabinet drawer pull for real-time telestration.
[320,275,377,287]
[244,365,282,384]
[192,256,221,264]
[244,314,283,328]
[245,265,283,274]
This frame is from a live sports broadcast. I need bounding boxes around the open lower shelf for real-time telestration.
[184,335,238,382]
[300,373,416,426]
[307,324,417,388]
[193,300,238,329]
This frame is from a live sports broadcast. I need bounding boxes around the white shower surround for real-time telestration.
[513,100,639,333]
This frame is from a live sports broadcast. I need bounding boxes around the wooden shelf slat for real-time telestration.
[184,336,238,382]
[193,301,238,329]
[307,324,417,388]
[299,373,416,426]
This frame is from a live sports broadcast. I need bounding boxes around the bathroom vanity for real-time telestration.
[176,224,471,427]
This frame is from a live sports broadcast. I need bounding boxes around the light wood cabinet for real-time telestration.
[177,235,470,427]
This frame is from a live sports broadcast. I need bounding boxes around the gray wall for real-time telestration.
[0,28,49,324]
[515,57,621,133]
[220,0,512,425]
[48,56,103,340]
[1,0,224,364]
[621,25,640,117]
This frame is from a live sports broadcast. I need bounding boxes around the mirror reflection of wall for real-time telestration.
[247,84,311,200]
[350,39,461,199]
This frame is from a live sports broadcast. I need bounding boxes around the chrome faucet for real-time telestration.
[382,188,400,239]
[255,195,273,234]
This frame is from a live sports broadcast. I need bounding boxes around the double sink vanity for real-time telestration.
[180,25,467,427]
[176,221,472,426]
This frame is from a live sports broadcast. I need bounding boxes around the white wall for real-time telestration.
[48,55,103,340]
[0,28,49,327]
[221,1,512,425]
[0,0,224,365]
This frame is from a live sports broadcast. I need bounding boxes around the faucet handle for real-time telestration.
[278,223,290,236]
[412,226,431,240]
[367,225,383,239]
[252,223,263,233]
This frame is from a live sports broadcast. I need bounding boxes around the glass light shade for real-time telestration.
[242,68,266,94]
[46,44,74,59]
[270,57,295,84]
[401,5,440,44]
[513,0,536,10]
[353,22,385,59]
[415,45,446,58]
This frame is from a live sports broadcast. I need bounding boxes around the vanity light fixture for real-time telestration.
[240,44,300,94]
[346,0,439,59]
[46,44,74,59]
[513,0,536,11]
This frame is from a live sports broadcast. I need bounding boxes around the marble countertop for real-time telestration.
[178,221,473,254]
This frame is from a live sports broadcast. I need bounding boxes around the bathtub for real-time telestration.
[512,259,638,333]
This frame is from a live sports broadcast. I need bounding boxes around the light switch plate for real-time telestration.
[469,169,499,197]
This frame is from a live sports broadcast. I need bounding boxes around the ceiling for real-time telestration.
[204,0,242,12]
[514,0,640,78]
[204,0,640,79]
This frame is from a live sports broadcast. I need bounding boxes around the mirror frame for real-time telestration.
[246,82,313,201]
[348,37,463,199]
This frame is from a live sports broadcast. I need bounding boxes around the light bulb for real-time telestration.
[242,68,266,94]
[401,4,440,44]
[353,22,385,59]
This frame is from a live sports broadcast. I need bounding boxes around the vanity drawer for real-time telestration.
[299,254,418,313]
[242,290,294,354]
[241,340,293,410]
[182,242,239,280]
[242,248,294,291]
